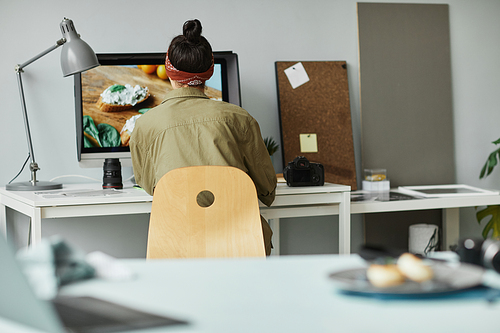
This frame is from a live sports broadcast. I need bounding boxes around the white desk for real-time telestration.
[351,191,500,251]
[3,254,498,332]
[260,183,351,255]
[0,182,352,254]
[0,183,153,246]
[3,183,499,256]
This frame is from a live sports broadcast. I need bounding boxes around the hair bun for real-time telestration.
[183,19,202,44]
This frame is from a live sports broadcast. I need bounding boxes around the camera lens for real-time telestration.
[482,239,500,273]
[103,158,123,189]
[490,252,500,273]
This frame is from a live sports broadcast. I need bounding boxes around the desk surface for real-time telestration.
[4,183,500,211]
[0,182,352,253]
[48,254,500,332]
[0,183,152,207]
[351,189,500,214]
[0,182,350,207]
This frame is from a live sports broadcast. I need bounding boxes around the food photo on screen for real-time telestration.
[80,63,223,148]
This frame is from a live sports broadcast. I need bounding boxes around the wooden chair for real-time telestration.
[146,166,266,259]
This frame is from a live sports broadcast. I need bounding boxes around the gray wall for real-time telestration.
[1,0,500,256]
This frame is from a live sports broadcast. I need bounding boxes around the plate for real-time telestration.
[329,262,485,295]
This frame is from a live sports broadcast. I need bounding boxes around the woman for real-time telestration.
[130,19,277,255]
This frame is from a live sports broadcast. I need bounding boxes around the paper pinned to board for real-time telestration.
[299,133,318,153]
[284,62,310,89]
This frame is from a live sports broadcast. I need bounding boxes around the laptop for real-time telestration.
[0,235,188,333]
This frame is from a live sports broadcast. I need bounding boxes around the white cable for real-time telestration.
[124,175,135,182]
[50,174,135,183]
[49,175,101,182]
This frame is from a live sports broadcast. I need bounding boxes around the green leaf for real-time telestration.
[479,147,500,179]
[479,137,500,179]
[83,135,95,148]
[97,123,121,147]
[488,151,498,173]
[108,84,126,93]
[138,108,151,114]
[480,161,488,179]
[477,205,500,239]
[83,115,102,147]
[264,136,279,156]
[83,115,121,147]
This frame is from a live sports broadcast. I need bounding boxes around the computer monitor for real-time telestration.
[74,51,241,168]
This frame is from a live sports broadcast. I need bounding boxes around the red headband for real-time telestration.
[165,53,214,86]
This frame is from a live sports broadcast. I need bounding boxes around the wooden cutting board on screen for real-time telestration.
[275,61,357,189]
[82,66,222,136]
[82,66,171,132]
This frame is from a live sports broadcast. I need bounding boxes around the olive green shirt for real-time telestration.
[129,87,277,207]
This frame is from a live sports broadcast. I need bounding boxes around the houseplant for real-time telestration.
[478,137,500,239]
[264,136,279,157]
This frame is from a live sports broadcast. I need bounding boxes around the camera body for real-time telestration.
[283,156,324,187]
[457,238,500,273]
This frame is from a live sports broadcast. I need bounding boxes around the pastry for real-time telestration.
[366,264,405,288]
[120,114,142,146]
[366,252,434,288]
[397,253,434,282]
[96,84,149,112]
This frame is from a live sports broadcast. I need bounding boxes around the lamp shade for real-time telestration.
[59,18,99,77]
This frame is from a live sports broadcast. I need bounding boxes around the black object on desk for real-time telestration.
[53,296,188,333]
[102,158,123,189]
[283,156,324,187]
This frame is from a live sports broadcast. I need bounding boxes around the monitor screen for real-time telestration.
[74,51,241,168]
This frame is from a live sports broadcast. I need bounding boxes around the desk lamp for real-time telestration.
[6,18,99,191]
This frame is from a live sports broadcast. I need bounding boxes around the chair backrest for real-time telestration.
[147,166,266,259]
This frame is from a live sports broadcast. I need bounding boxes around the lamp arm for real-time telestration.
[16,38,66,71]
[14,38,66,184]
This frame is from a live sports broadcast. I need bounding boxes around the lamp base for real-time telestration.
[6,180,63,191]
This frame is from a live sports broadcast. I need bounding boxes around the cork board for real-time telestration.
[275,61,357,189]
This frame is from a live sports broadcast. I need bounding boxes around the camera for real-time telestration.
[456,238,500,273]
[283,156,324,187]
[102,158,123,189]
